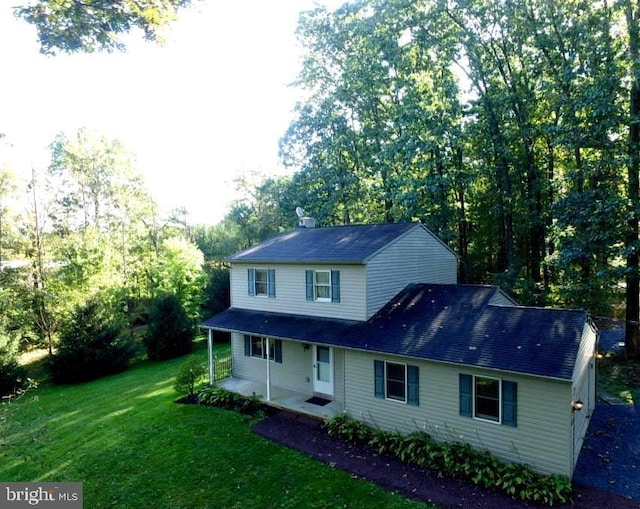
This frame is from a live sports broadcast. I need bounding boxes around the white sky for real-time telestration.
[0,1,341,225]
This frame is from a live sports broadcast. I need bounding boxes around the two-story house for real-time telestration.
[201,221,597,479]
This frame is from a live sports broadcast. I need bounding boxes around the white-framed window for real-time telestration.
[385,361,407,403]
[374,360,419,405]
[247,268,275,298]
[254,269,268,296]
[459,374,517,427]
[243,335,282,363]
[314,270,331,301]
[305,269,340,303]
[474,375,501,423]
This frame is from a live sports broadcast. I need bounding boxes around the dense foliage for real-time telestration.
[50,296,135,383]
[14,0,194,54]
[194,0,640,358]
[0,127,208,387]
[0,328,26,396]
[144,294,195,361]
[173,355,206,396]
[325,413,572,506]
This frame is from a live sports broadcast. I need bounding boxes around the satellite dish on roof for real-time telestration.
[296,206,305,218]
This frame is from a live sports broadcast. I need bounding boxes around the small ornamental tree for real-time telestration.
[174,356,206,396]
[144,294,194,361]
[50,297,135,384]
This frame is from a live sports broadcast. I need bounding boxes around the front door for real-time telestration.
[313,345,333,397]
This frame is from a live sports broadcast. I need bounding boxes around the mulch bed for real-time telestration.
[253,411,640,509]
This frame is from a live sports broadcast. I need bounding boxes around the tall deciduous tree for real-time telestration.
[626,0,640,360]
[15,0,195,55]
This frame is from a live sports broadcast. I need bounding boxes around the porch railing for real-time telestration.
[214,356,232,381]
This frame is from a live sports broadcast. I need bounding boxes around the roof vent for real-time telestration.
[296,207,316,228]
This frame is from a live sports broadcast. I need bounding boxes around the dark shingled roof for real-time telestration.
[226,222,439,264]
[202,284,592,381]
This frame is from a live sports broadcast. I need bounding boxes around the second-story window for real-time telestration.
[248,268,276,298]
[305,269,340,303]
[314,270,331,301]
[254,269,268,296]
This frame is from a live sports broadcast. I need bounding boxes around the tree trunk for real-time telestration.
[626,2,640,360]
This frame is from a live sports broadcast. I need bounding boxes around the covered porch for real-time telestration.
[218,377,344,420]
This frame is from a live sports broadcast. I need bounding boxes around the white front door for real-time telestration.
[313,345,333,396]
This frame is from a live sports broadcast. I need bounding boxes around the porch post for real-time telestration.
[208,329,214,385]
[265,337,271,401]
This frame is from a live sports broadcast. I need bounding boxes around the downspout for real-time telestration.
[208,329,214,385]
[266,337,271,401]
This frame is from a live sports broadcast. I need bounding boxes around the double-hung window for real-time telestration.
[248,268,276,298]
[305,269,340,302]
[243,335,282,363]
[314,270,331,301]
[459,374,517,426]
[374,360,419,405]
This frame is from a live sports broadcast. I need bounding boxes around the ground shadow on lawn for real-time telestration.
[253,411,640,509]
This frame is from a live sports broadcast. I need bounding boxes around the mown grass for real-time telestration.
[2,344,430,508]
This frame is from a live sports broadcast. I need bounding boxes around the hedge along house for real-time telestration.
[201,221,598,479]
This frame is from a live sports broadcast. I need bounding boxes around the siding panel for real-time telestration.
[570,322,597,474]
[343,350,573,477]
[231,332,314,395]
[366,227,457,317]
[231,264,367,321]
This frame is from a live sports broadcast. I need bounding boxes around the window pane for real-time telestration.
[251,336,263,358]
[475,377,500,421]
[317,346,330,363]
[316,286,330,299]
[315,271,330,285]
[255,270,268,295]
[317,361,330,382]
[386,362,406,401]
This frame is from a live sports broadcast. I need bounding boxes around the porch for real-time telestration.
[218,377,344,420]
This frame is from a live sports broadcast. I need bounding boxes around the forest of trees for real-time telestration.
[3,0,640,395]
[204,0,640,359]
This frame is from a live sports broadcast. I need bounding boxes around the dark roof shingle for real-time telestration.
[227,222,427,264]
[202,284,592,380]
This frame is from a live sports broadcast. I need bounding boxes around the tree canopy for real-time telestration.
[14,0,194,54]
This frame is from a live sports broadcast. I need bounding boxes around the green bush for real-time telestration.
[0,328,26,396]
[197,386,266,417]
[174,356,207,396]
[144,294,194,361]
[324,414,573,506]
[50,297,135,384]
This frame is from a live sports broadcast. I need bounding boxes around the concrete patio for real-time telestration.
[218,377,344,420]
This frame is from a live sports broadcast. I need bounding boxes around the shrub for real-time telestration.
[0,328,26,396]
[50,297,135,384]
[174,356,207,396]
[144,294,194,361]
[197,386,268,417]
[323,414,573,506]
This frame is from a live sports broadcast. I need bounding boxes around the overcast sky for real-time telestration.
[0,1,341,225]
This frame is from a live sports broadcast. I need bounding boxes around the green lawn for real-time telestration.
[2,345,430,508]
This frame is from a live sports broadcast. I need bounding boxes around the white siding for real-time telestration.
[231,263,368,321]
[231,333,346,405]
[366,226,458,317]
[231,332,314,395]
[570,322,597,474]
[343,350,574,478]
[488,290,518,306]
